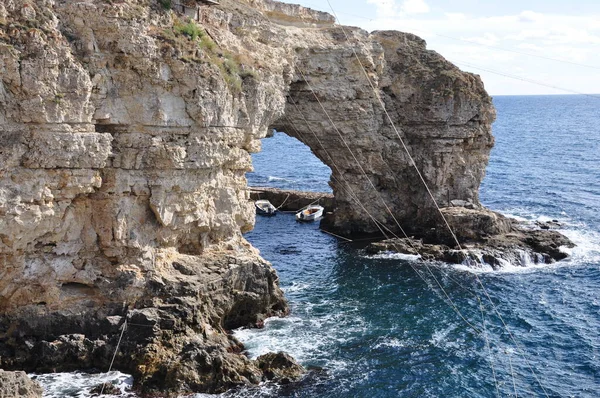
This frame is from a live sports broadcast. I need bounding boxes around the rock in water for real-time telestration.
[367,208,575,267]
[0,370,43,398]
[256,352,305,384]
[89,383,121,396]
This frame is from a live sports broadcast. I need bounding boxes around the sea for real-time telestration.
[35,95,600,397]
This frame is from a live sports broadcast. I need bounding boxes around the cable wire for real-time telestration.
[326,1,549,395]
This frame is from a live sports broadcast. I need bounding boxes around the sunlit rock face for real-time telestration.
[276,29,495,237]
[0,0,495,393]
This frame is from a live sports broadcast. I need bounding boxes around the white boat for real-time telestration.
[255,199,277,215]
[295,204,324,222]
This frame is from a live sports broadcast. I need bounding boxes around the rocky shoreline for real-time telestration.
[0,251,302,395]
[0,370,42,398]
[0,0,574,395]
[366,206,574,268]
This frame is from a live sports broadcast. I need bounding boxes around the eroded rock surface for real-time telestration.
[367,207,575,268]
[0,0,294,394]
[0,0,571,394]
[275,29,495,237]
[256,352,305,384]
[0,370,43,398]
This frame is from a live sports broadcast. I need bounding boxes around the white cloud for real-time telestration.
[518,11,544,23]
[366,0,398,17]
[506,29,550,41]
[464,32,499,46]
[507,27,600,45]
[400,0,430,15]
[366,0,430,17]
[517,43,544,52]
[445,13,467,22]
[357,8,600,95]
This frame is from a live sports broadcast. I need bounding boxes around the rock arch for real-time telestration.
[272,30,496,237]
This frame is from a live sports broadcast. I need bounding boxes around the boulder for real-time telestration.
[89,383,121,396]
[256,352,305,384]
[0,370,43,398]
[435,207,514,244]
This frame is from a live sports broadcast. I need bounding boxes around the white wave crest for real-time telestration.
[33,371,134,398]
[363,251,421,261]
[267,176,296,183]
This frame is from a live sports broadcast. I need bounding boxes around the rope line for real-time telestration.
[320,229,353,242]
[275,192,292,210]
[479,298,501,398]
[454,60,600,99]
[258,4,557,395]
[434,32,600,71]
[282,103,397,238]
[282,112,392,240]
[298,0,600,72]
[286,92,482,334]
[507,349,518,398]
[325,2,551,396]
[100,319,128,395]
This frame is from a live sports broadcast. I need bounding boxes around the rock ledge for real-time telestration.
[367,208,574,268]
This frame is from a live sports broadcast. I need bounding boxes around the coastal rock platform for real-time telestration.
[366,207,575,268]
[0,251,290,395]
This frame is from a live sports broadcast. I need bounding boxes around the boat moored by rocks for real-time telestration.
[255,199,277,215]
[295,204,324,221]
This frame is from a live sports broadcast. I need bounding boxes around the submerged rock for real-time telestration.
[90,382,121,396]
[0,370,43,398]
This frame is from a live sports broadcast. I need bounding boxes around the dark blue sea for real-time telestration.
[36,95,600,397]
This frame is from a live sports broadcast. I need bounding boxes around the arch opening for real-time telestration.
[247,130,332,194]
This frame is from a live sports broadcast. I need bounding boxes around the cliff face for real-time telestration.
[0,0,294,393]
[274,30,495,236]
[0,0,496,393]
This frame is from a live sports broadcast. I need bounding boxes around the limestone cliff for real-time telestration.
[0,0,294,394]
[0,0,525,394]
[275,29,495,236]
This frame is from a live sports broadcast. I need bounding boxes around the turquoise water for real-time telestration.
[37,95,600,397]
[237,95,600,397]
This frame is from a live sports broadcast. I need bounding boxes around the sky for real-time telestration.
[277,0,600,96]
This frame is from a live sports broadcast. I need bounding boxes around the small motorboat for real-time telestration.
[295,204,324,222]
[255,199,277,215]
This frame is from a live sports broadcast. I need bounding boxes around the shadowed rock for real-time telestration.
[367,208,575,267]
[256,352,305,384]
